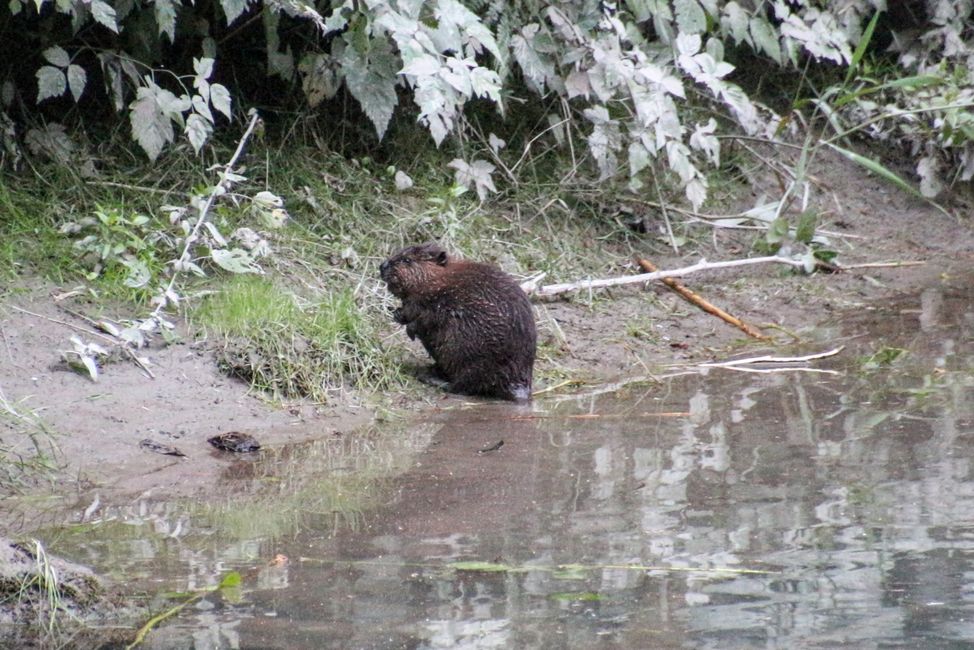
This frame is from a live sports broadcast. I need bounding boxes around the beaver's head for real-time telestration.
[379,242,449,298]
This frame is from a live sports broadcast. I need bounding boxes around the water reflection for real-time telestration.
[34,286,974,647]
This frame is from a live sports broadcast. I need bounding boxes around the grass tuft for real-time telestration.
[193,275,404,401]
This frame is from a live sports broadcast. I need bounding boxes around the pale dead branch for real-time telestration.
[526,255,807,298]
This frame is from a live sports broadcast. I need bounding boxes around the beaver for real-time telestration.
[379,242,536,401]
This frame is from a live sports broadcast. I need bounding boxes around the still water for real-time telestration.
[40,286,974,647]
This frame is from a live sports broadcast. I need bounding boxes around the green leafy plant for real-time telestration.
[7,0,970,208]
[59,207,160,284]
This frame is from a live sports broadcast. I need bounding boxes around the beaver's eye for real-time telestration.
[404,258,413,264]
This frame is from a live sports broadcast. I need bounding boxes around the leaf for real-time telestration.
[689,118,719,165]
[194,57,214,81]
[447,158,496,201]
[81,355,99,382]
[209,84,232,119]
[66,64,86,102]
[341,34,399,140]
[185,113,212,154]
[298,53,339,107]
[721,1,750,45]
[685,177,707,211]
[511,25,554,91]
[219,571,242,588]
[192,94,214,123]
[36,66,66,102]
[916,155,943,198]
[749,16,781,63]
[43,45,70,67]
[434,0,502,62]
[795,210,818,244]
[129,86,175,161]
[488,133,505,153]
[221,0,250,26]
[252,191,283,208]
[89,0,118,32]
[154,0,178,40]
[826,143,924,200]
[122,258,152,288]
[584,106,621,179]
[675,0,706,34]
[401,53,440,77]
[210,248,262,274]
[394,170,414,190]
[468,65,501,103]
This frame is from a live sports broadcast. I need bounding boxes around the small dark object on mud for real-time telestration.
[208,431,261,453]
[139,439,186,457]
[380,242,537,401]
[477,440,504,454]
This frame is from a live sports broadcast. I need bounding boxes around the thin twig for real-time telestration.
[9,305,116,344]
[838,260,926,270]
[11,306,156,379]
[629,198,866,239]
[635,257,770,341]
[85,181,176,195]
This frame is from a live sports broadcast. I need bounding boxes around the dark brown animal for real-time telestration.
[379,243,536,401]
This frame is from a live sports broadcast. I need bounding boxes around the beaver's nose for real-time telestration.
[379,260,389,275]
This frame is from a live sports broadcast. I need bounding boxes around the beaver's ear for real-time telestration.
[435,250,448,266]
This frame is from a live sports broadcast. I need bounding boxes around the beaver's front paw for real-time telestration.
[392,306,410,325]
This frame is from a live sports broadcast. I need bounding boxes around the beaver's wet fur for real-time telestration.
[379,243,536,401]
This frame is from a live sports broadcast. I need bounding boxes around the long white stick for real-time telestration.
[528,255,807,297]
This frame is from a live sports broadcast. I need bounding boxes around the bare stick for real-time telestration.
[528,255,807,298]
[838,261,926,270]
[627,198,865,239]
[86,181,176,195]
[10,305,116,343]
[635,257,770,341]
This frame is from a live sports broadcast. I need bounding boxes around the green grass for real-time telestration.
[0,389,60,493]
[193,274,404,401]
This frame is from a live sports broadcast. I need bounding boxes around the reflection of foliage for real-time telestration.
[858,346,907,371]
[42,423,434,577]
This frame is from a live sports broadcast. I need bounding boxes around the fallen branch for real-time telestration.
[635,257,770,341]
[528,255,807,298]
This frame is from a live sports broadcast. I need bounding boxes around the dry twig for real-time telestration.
[635,257,770,341]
